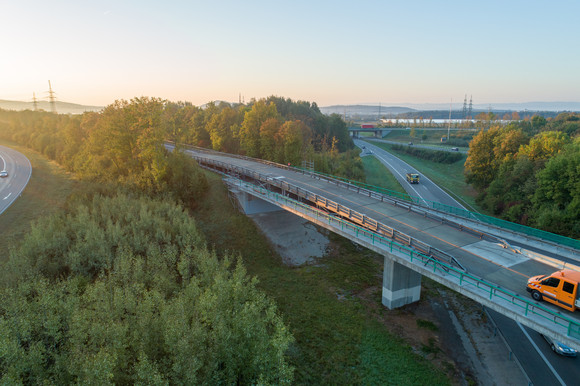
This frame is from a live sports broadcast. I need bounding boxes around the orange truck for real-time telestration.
[527,270,580,312]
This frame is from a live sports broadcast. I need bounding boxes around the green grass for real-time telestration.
[371,142,483,212]
[193,172,450,385]
[360,322,447,385]
[0,140,77,262]
[383,129,475,150]
[0,142,451,384]
[361,155,407,196]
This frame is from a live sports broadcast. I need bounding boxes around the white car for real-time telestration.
[0,170,7,178]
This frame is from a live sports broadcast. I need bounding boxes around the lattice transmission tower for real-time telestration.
[32,92,39,111]
[468,95,473,118]
[48,80,57,114]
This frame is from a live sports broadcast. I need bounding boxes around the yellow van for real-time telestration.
[527,270,580,312]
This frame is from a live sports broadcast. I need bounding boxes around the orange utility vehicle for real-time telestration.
[527,270,580,312]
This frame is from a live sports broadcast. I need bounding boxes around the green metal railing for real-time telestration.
[295,168,580,251]
[227,176,580,341]
[170,141,580,251]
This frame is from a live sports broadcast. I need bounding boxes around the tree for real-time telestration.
[259,117,282,161]
[0,195,294,384]
[532,139,580,237]
[519,130,570,162]
[240,100,279,158]
[279,120,306,165]
[464,128,499,189]
[207,106,243,153]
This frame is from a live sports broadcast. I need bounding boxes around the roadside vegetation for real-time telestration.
[390,144,463,164]
[0,99,452,384]
[464,113,580,238]
[371,142,481,212]
[195,172,450,384]
[360,155,407,197]
[383,128,475,150]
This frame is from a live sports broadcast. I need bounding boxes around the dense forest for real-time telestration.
[464,112,580,238]
[0,96,361,383]
[0,96,362,183]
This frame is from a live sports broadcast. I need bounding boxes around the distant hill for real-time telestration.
[0,99,103,114]
[320,105,415,117]
[321,102,580,117]
[384,101,580,112]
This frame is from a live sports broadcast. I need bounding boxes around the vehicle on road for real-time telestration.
[540,334,578,357]
[527,270,580,312]
[451,147,459,151]
[0,170,7,178]
[408,142,413,145]
[406,173,419,184]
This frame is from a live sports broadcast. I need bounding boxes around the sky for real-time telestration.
[1,0,579,108]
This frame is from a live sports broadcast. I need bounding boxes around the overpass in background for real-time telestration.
[167,143,580,351]
[348,126,387,138]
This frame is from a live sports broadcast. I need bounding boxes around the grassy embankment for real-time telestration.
[382,128,476,151]
[0,141,450,384]
[370,140,482,213]
[195,172,450,384]
[360,154,407,196]
[0,140,77,261]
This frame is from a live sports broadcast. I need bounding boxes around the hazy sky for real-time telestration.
[2,0,579,107]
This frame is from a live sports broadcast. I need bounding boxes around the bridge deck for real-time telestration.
[186,149,580,326]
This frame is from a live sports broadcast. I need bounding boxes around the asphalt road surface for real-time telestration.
[356,139,579,385]
[0,145,32,215]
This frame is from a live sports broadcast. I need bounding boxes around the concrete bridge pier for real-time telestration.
[382,256,422,309]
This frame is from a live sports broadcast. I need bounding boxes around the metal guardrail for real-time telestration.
[193,154,464,271]
[297,167,580,252]
[225,176,580,344]
[169,142,580,346]
[170,142,579,252]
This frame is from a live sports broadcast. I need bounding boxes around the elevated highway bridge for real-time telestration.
[167,143,580,351]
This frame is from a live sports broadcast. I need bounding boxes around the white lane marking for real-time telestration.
[3,192,12,200]
[361,142,429,206]
[518,322,566,386]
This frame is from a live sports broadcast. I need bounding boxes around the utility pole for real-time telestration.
[32,92,39,111]
[462,94,467,119]
[48,80,57,114]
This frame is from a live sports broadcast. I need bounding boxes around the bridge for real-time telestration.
[167,143,580,350]
[348,127,387,138]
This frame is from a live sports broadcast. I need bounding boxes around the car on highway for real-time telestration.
[541,334,578,357]
[451,147,459,151]
[0,170,7,178]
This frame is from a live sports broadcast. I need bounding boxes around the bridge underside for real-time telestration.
[232,187,422,309]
